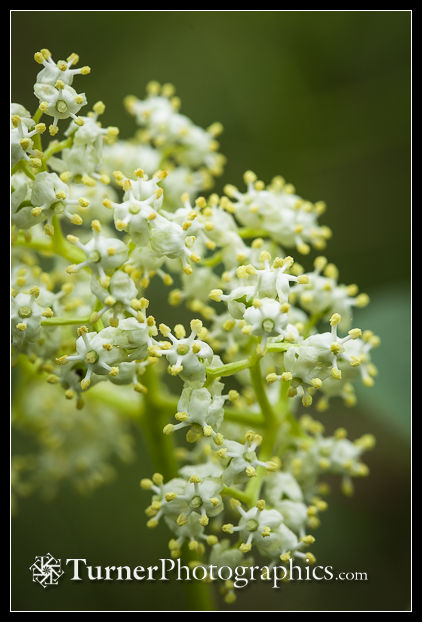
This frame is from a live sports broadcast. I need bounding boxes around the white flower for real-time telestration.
[33,83,86,131]
[66,220,129,282]
[226,171,330,254]
[34,49,90,87]
[243,297,289,342]
[218,431,276,485]
[107,170,165,243]
[280,313,364,406]
[103,142,161,179]
[11,289,49,350]
[11,108,46,167]
[26,171,90,231]
[90,271,144,326]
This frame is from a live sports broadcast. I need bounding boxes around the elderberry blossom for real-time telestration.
[225,171,330,255]
[11,49,381,602]
[33,49,90,135]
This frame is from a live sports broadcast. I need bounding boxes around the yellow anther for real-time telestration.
[334,427,347,439]
[203,425,213,437]
[60,171,71,183]
[20,137,31,150]
[331,367,342,380]
[190,318,203,332]
[163,424,174,435]
[158,323,171,337]
[330,342,342,355]
[140,477,153,490]
[34,51,46,64]
[318,457,330,470]
[30,157,42,168]
[69,212,83,225]
[207,121,223,137]
[77,197,89,208]
[151,473,163,486]
[92,100,105,115]
[355,434,376,450]
[297,243,310,255]
[324,263,338,280]
[311,378,322,389]
[224,184,238,198]
[80,378,91,391]
[302,394,313,407]
[297,275,309,284]
[176,514,188,527]
[356,293,370,307]
[228,390,239,403]
[348,328,362,339]
[330,313,341,326]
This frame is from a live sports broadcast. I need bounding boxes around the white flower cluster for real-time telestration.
[12,380,134,505]
[11,50,379,602]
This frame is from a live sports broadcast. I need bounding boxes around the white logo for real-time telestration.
[29,553,64,588]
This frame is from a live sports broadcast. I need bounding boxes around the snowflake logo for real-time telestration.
[29,553,64,588]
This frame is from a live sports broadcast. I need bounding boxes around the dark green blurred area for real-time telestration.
[11,11,411,611]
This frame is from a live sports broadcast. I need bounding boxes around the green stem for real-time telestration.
[238,227,269,239]
[32,107,44,124]
[244,348,280,503]
[244,426,278,504]
[303,311,325,338]
[266,342,298,353]
[87,384,142,420]
[206,358,250,378]
[223,407,264,427]
[181,548,216,611]
[140,365,178,480]
[201,250,223,268]
[51,215,86,263]
[222,486,250,504]
[11,160,36,180]
[13,227,85,264]
[140,365,216,610]
[41,315,91,327]
[249,353,277,426]
[43,136,73,163]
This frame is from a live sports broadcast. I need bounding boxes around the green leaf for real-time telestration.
[355,283,410,440]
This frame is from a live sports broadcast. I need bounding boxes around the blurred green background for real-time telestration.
[11,11,410,611]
